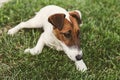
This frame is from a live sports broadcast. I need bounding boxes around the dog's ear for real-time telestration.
[69,10,82,25]
[48,13,66,30]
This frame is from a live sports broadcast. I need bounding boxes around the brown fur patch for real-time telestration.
[53,16,80,48]
[69,11,82,24]
[48,14,65,30]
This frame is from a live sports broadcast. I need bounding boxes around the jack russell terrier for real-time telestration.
[7,5,87,71]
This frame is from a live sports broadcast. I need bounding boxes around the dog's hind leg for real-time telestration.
[7,16,43,36]
[24,32,45,55]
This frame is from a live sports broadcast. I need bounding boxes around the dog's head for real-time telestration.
[48,10,83,61]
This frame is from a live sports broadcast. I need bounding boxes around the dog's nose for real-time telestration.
[76,55,82,61]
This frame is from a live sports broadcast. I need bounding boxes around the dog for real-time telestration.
[7,5,87,71]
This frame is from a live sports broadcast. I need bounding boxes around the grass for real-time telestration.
[0,0,120,79]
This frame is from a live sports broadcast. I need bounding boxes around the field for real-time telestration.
[0,0,120,79]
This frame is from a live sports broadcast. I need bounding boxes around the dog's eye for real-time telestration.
[63,30,71,39]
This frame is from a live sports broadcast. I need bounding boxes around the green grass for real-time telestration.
[0,0,120,79]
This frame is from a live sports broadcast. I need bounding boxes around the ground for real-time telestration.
[0,0,120,80]
[0,0,10,7]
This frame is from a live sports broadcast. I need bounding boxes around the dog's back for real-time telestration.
[36,5,69,20]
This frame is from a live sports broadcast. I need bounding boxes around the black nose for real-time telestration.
[76,55,82,60]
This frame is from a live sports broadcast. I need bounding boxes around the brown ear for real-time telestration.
[48,13,66,30]
[69,11,82,24]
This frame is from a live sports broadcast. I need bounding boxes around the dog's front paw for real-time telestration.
[75,60,87,72]
[7,28,18,36]
[24,48,40,55]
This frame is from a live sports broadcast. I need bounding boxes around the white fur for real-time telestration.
[7,5,87,71]
[75,60,87,71]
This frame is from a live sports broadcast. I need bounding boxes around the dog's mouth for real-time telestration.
[60,42,83,61]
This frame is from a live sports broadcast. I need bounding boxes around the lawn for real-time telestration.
[0,0,120,79]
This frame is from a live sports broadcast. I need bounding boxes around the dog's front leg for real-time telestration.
[75,60,87,72]
[24,33,45,55]
[65,52,87,71]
